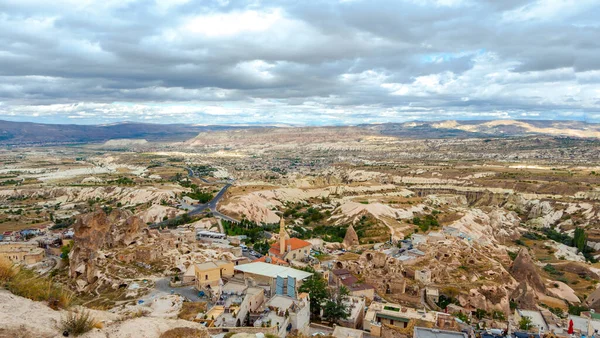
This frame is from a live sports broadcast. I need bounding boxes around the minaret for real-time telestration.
[279,216,286,255]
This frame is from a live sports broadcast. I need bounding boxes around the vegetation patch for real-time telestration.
[60,310,99,336]
[0,260,73,310]
[178,301,208,321]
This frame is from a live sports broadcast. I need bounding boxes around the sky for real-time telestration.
[1,0,599,125]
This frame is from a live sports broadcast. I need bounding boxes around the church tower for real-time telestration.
[279,216,287,255]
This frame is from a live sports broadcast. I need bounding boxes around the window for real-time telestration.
[293,253,296,259]
[205,275,208,280]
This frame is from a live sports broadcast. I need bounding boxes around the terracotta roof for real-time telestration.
[269,238,312,257]
[253,255,289,266]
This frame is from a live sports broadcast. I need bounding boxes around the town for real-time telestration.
[2,132,600,338]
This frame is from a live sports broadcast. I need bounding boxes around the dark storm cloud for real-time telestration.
[0,0,598,124]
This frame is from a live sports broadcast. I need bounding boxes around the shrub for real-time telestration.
[519,316,532,330]
[5,267,73,309]
[0,257,17,281]
[60,310,98,336]
[160,327,207,338]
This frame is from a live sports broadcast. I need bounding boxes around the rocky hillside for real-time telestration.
[0,289,210,338]
[69,208,146,291]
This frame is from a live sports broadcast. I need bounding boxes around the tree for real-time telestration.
[298,272,329,318]
[323,286,350,324]
[474,309,488,320]
[519,316,532,330]
[574,228,587,253]
[492,310,506,321]
[61,242,73,262]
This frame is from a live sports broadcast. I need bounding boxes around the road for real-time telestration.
[149,277,205,302]
[150,168,237,229]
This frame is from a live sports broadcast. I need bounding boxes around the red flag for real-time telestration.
[568,319,574,335]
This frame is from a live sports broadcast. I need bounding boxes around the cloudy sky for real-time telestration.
[1,0,599,125]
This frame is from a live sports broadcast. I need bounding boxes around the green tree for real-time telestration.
[474,309,488,320]
[298,272,329,318]
[519,316,532,330]
[574,228,587,253]
[491,310,506,321]
[323,286,350,324]
[61,242,73,262]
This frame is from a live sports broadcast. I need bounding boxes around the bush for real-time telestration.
[160,327,207,338]
[519,316,532,330]
[0,258,17,281]
[5,267,73,309]
[60,310,98,336]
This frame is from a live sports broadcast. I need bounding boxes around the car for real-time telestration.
[312,332,326,336]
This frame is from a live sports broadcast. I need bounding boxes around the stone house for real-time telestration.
[195,260,235,290]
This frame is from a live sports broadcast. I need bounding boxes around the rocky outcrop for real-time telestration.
[587,285,600,311]
[69,208,146,291]
[509,249,546,309]
[510,249,546,292]
[0,289,211,338]
[342,225,360,248]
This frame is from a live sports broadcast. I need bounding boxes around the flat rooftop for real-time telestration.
[414,327,468,338]
[267,295,295,310]
[234,262,312,280]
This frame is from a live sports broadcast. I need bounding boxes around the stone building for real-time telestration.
[330,269,375,300]
[269,218,312,262]
[0,243,45,265]
[415,269,432,284]
[195,260,235,290]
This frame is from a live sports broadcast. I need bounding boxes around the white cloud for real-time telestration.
[183,9,283,37]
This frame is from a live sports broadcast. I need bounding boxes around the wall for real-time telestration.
[291,299,311,335]
[206,326,278,336]
[220,262,235,277]
[196,267,222,289]
[381,325,409,338]
[0,243,45,264]
[284,246,311,261]
[351,288,375,301]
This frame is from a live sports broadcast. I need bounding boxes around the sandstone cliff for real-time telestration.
[69,208,146,291]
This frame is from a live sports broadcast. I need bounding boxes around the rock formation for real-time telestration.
[69,207,146,291]
[342,225,360,248]
[509,248,546,309]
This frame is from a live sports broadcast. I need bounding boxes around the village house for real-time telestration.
[0,242,45,265]
[206,280,265,327]
[269,218,312,263]
[363,302,437,337]
[330,269,375,300]
[514,309,549,333]
[337,296,366,329]
[253,292,311,337]
[234,262,312,298]
[414,327,467,338]
[332,326,364,338]
[195,260,235,290]
[254,254,289,266]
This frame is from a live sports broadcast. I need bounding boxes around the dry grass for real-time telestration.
[337,253,361,261]
[0,257,17,282]
[159,327,208,338]
[60,310,98,336]
[178,301,208,321]
[3,265,73,310]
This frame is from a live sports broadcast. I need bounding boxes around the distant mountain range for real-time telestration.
[1,119,599,146]
[367,120,600,139]
[0,120,245,145]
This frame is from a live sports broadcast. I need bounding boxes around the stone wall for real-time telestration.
[207,326,278,335]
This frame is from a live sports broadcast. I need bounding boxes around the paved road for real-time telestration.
[150,168,237,229]
[150,277,205,302]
